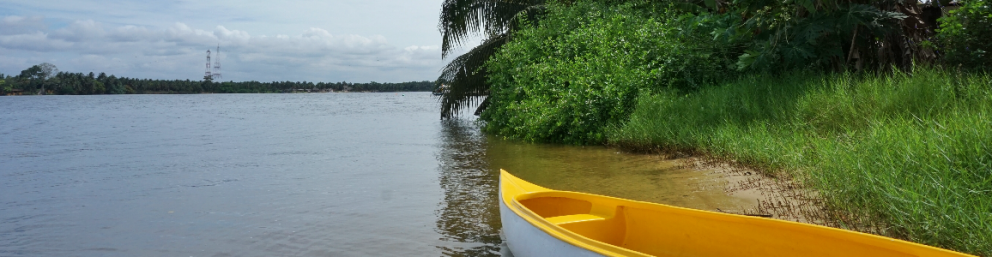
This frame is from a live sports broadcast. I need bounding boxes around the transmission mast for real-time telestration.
[204,49,212,79]
[212,44,222,79]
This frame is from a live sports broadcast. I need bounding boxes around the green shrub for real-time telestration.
[939,0,992,71]
[611,68,992,255]
[481,0,737,144]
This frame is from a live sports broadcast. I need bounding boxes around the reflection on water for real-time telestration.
[433,119,758,256]
[434,119,501,257]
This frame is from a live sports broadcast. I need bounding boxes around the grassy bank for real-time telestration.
[609,68,992,255]
[472,0,992,254]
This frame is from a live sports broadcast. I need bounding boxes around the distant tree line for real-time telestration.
[1,64,434,95]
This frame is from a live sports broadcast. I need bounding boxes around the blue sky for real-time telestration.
[0,0,475,83]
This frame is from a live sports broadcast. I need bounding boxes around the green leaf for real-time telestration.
[799,0,816,13]
[704,0,716,10]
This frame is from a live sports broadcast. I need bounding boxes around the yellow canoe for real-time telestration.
[498,169,974,257]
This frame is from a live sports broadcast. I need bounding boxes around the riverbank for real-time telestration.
[609,68,992,255]
[455,0,989,254]
[664,155,831,225]
[1,90,424,95]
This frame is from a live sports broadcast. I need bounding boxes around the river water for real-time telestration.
[1,93,755,256]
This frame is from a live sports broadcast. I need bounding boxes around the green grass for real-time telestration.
[609,67,992,255]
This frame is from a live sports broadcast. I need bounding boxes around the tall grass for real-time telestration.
[609,67,992,255]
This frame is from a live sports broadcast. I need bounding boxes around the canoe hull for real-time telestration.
[499,186,604,257]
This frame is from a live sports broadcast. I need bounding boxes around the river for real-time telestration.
[1,93,756,256]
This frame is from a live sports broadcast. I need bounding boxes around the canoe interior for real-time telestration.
[520,196,626,247]
[520,192,928,256]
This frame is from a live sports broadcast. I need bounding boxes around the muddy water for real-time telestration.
[488,141,759,211]
[436,119,761,256]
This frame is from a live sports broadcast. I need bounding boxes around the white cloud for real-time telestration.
[108,25,156,42]
[213,26,250,43]
[165,22,218,46]
[0,32,74,52]
[0,15,445,82]
[50,19,105,42]
[0,16,46,35]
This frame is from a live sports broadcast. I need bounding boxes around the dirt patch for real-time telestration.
[671,157,834,226]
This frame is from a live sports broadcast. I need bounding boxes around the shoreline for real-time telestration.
[2,90,433,96]
[637,150,834,226]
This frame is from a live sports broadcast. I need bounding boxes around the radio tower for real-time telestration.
[212,44,222,79]
[204,49,212,80]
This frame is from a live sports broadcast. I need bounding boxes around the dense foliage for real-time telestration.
[481,0,737,144]
[478,0,954,143]
[939,0,992,71]
[0,65,434,95]
[696,0,938,72]
[442,0,948,119]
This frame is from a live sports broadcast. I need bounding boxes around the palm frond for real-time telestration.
[438,34,510,119]
[439,0,541,58]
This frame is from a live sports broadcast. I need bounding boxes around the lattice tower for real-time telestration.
[205,49,212,79]
[212,44,222,79]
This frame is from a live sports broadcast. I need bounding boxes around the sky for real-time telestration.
[0,0,477,83]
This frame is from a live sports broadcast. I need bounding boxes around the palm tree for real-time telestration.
[436,0,547,119]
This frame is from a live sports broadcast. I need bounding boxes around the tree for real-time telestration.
[37,63,58,81]
[938,0,992,71]
[700,0,939,72]
[0,73,7,95]
[436,0,547,119]
[0,79,8,95]
[18,64,51,94]
[107,75,126,94]
[37,63,58,94]
[19,65,42,80]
